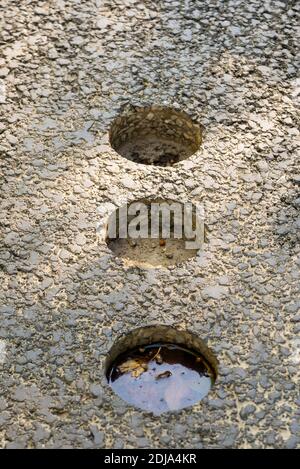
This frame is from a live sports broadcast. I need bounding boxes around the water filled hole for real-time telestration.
[109,106,202,167]
[105,325,217,415]
[106,198,205,268]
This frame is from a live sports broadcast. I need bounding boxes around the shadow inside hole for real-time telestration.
[109,106,202,167]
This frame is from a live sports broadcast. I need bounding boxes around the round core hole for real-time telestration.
[105,325,217,415]
[106,198,205,268]
[109,106,202,166]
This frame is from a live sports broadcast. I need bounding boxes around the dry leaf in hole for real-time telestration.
[152,346,163,364]
[155,353,163,364]
[131,366,147,378]
[156,370,172,380]
[119,359,148,378]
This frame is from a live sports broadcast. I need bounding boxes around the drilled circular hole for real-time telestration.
[105,325,218,415]
[106,198,205,268]
[109,106,202,167]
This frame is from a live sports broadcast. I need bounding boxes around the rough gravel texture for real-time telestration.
[0,0,299,449]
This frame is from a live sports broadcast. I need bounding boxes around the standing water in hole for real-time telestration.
[107,343,214,415]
